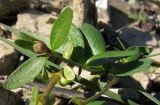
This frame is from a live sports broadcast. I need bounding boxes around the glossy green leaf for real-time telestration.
[15,39,35,50]
[16,31,36,41]
[87,50,140,66]
[123,47,140,63]
[59,73,69,86]
[21,31,50,49]
[50,7,73,51]
[63,41,73,59]
[109,59,152,76]
[60,65,75,86]
[80,23,105,55]
[29,86,39,105]
[68,25,85,63]
[4,57,47,89]
[63,65,75,81]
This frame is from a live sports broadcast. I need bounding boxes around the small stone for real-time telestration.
[147,67,160,84]
[120,27,160,48]
[0,40,18,75]
[108,0,137,29]
[0,87,24,105]
[0,0,30,17]
[132,73,151,90]
[0,75,7,83]
[16,9,56,38]
[141,22,154,32]
[150,48,160,65]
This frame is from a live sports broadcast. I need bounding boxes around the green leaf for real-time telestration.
[87,50,140,66]
[63,41,73,59]
[4,57,47,89]
[29,86,39,105]
[124,47,140,63]
[21,31,50,49]
[50,7,73,51]
[15,39,35,50]
[60,65,75,86]
[16,31,36,41]
[80,23,105,55]
[109,59,152,76]
[68,25,85,63]
[59,73,69,86]
[63,65,75,81]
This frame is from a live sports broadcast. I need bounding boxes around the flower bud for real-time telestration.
[33,41,48,54]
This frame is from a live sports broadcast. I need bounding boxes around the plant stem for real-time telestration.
[83,77,119,104]
[41,73,60,105]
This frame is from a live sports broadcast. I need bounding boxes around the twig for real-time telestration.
[23,82,92,100]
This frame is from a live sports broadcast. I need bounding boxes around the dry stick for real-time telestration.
[23,82,92,100]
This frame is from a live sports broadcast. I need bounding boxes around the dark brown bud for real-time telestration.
[33,41,48,54]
